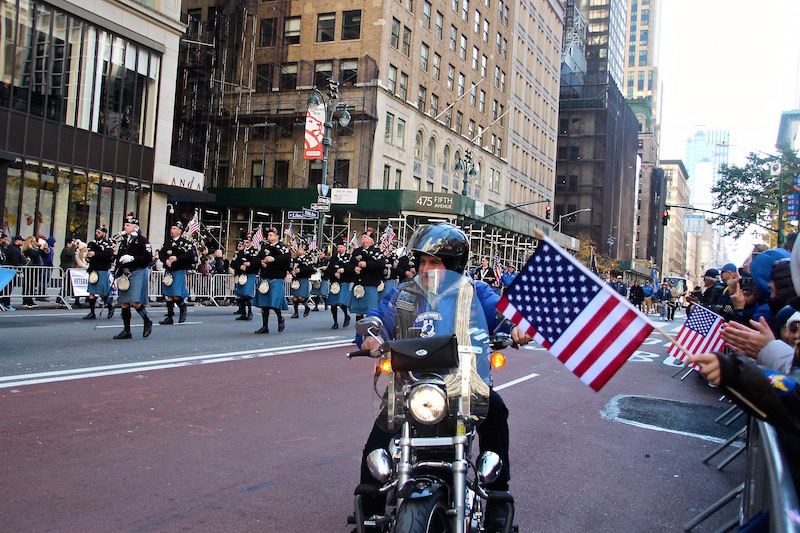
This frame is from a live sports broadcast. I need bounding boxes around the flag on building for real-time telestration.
[380,223,396,253]
[350,231,359,250]
[496,236,655,391]
[493,251,503,287]
[251,225,264,248]
[667,304,725,361]
[187,211,200,236]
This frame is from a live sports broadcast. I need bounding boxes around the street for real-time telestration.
[0,304,745,532]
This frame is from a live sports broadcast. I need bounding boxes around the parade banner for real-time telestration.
[69,268,89,297]
[304,102,325,159]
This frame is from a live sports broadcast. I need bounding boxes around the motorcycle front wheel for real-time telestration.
[393,491,450,533]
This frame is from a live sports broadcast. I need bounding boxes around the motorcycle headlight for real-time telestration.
[407,384,447,425]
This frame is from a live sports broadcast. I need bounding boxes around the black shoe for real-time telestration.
[278,317,285,332]
[107,304,115,319]
[331,323,339,329]
[143,317,153,338]
[233,308,243,315]
[73,302,84,308]
[83,312,96,320]
[178,305,187,324]
[303,306,310,317]
[113,330,132,340]
[159,316,174,325]
[254,326,269,334]
[312,307,320,312]
[343,315,351,327]
[290,312,299,319]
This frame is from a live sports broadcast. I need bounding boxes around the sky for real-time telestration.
[658,0,800,166]
[657,0,800,263]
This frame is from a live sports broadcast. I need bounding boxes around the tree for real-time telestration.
[575,234,615,276]
[711,144,799,239]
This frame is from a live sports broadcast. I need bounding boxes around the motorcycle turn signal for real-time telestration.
[490,352,506,369]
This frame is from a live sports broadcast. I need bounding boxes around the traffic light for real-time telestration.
[545,204,551,220]
[662,210,669,226]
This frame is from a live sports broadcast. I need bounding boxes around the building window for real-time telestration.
[474,10,481,33]
[481,55,487,77]
[639,30,649,46]
[342,10,361,40]
[432,53,441,80]
[388,64,397,93]
[315,61,332,88]
[456,111,463,134]
[458,72,465,96]
[259,18,277,47]
[442,145,451,170]
[639,49,647,66]
[483,19,489,42]
[460,34,467,59]
[280,63,298,90]
[395,169,402,189]
[462,0,469,21]
[399,71,409,100]
[431,93,439,117]
[472,46,479,70]
[444,107,452,128]
[334,159,350,187]
[422,1,432,28]
[447,64,455,90]
[420,43,429,71]
[638,71,645,90]
[396,117,406,148]
[256,64,273,92]
[317,13,335,42]
[415,130,424,159]
[478,90,485,113]
[404,0,413,11]
[413,176,422,191]
[251,161,265,188]
[470,83,476,106]
[450,25,457,50]
[284,17,301,45]
[648,70,654,90]
[384,165,392,189]
[435,11,443,39]
[385,112,395,144]
[187,9,202,35]
[391,18,400,49]
[275,160,289,188]
[402,26,412,56]
[418,85,427,112]
[341,59,358,86]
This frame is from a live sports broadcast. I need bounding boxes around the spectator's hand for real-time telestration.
[119,254,134,264]
[721,317,774,359]
[688,353,721,386]
[730,288,746,310]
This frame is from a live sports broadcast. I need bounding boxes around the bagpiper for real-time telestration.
[253,226,290,334]
[347,227,386,322]
[377,244,401,304]
[158,220,196,325]
[289,242,315,318]
[83,225,115,320]
[113,213,153,339]
[230,234,259,321]
[325,237,352,329]
[309,248,330,311]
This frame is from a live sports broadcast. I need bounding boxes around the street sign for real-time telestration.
[302,208,319,219]
[288,211,305,220]
[317,196,331,205]
[788,194,799,221]
[310,203,330,212]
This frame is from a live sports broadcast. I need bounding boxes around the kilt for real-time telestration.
[234,273,256,298]
[310,279,329,297]
[254,278,289,310]
[327,281,351,307]
[162,269,189,298]
[348,284,379,314]
[118,268,148,304]
[290,278,311,299]
[378,279,397,302]
[87,270,111,298]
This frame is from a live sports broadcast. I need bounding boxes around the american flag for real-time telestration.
[350,231,359,250]
[667,304,725,361]
[310,234,318,251]
[497,236,655,391]
[187,211,200,236]
[285,225,298,252]
[380,223,396,253]
[493,251,503,287]
[251,225,264,248]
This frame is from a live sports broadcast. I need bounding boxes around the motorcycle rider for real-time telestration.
[355,223,532,531]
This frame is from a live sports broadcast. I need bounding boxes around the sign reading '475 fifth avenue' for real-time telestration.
[414,192,454,214]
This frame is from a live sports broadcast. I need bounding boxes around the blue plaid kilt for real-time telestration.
[327,281,351,307]
[162,269,189,298]
[87,270,111,298]
[378,279,397,302]
[310,279,329,296]
[234,273,256,298]
[290,278,311,299]
[254,278,289,310]
[118,268,148,304]
[348,285,379,314]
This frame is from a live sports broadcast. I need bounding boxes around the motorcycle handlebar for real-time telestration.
[347,348,380,359]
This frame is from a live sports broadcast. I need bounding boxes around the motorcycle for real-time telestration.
[348,316,517,533]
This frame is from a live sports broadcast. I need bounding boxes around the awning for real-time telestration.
[153,183,216,203]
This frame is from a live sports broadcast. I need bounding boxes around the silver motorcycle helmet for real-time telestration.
[405,223,469,274]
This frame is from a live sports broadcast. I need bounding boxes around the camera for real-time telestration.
[740,276,756,292]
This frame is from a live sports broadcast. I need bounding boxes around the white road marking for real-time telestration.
[494,372,540,391]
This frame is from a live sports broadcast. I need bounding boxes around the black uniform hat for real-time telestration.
[97,225,108,234]
[337,237,348,247]
[266,226,279,236]
[243,232,252,241]
[362,227,374,238]
[171,220,184,231]
[124,213,139,225]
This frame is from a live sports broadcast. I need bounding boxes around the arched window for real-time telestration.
[475,162,482,187]
[427,137,436,165]
[442,145,450,171]
[414,130,424,159]
[453,150,461,170]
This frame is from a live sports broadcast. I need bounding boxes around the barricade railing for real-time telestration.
[1,265,69,308]
[187,272,217,305]
[149,270,164,301]
[212,274,236,303]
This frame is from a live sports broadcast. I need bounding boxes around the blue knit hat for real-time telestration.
[749,248,791,294]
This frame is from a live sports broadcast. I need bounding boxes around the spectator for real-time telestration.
[714,263,738,314]
[629,281,644,311]
[500,265,517,294]
[699,269,724,309]
[610,275,627,297]
[59,239,76,270]
[642,280,655,314]
[656,280,673,320]
[21,236,48,308]
[213,249,229,274]
[0,232,19,310]
[783,232,797,252]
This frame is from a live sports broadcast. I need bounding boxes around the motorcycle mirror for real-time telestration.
[476,451,503,486]
[355,316,383,338]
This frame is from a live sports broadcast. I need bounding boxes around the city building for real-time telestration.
[660,159,689,278]
[174,0,568,268]
[0,0,191,250]
[623,0,661,119]
[777,109,800,151]
[684,128,730,211]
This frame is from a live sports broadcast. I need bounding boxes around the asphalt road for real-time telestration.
[0,304,745,532]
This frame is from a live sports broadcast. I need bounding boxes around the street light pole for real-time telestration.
[307,80,351,251]
[554,207,591,233]
[454,149,477,196]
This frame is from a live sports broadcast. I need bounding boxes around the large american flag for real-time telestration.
[497,237,655,391]
[251,225,264,248]
[187,211,200,236]
[667,304,725,361]
[380,223,396,253]
[493,251,503,287]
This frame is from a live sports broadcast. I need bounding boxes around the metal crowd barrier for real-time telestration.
[0,265,70,308]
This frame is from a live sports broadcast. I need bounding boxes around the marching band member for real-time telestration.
[83,226,115,320]
[157,220,196,325]
[377,244,401,303]
[309,248,330,311]
[231,234,259,321]
[347,227,386,323]
[112,213,153,339]
[289,242,315,318]
[325,238,352,329]
[472,256,497,285]
[253,226,290,334]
